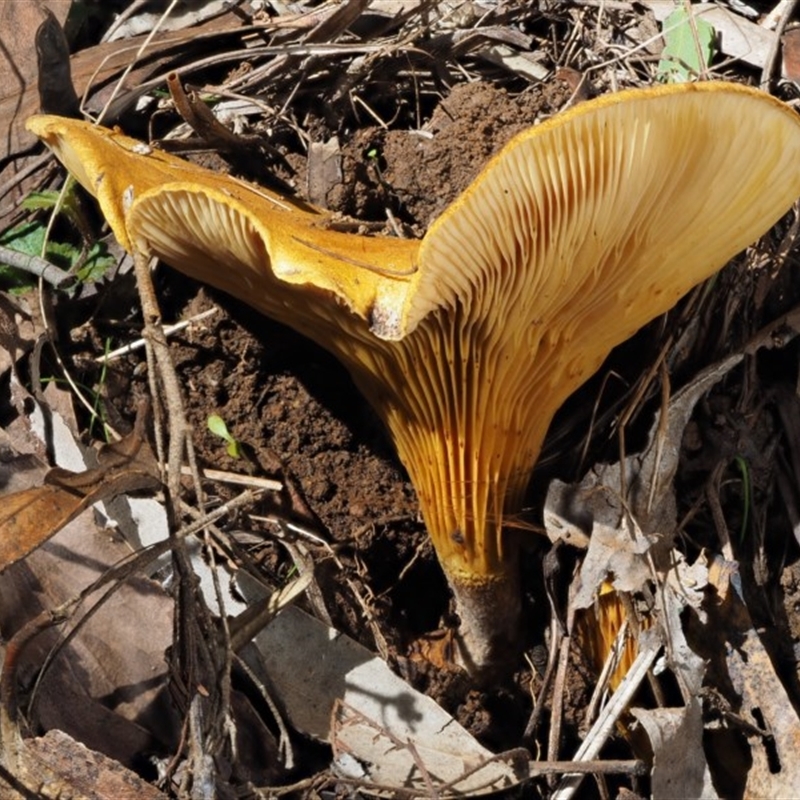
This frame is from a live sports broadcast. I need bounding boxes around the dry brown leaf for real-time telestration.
[307,136,342,208]
[0,440,176,775]
[571,519,653,612]
[0,484,91,570]
[783,28,800,83]
[0,420,159,572]
[0,0,74,223]
[0,0,73,159]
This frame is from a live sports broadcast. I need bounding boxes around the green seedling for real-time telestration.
[207,414,243,459]
[88,338,113,440]
[364,145,387,182]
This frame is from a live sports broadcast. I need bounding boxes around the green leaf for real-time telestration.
[657,8,715,83]
[226,440,241,459]
[1,221,55,258]
[74,242,115,282]
[0,222,68,289]
[0,221,114,290]
[22,187,81,229]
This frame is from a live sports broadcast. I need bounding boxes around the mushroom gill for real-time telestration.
[27,81,800,674]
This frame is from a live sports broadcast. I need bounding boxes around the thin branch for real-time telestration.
[0,245,72,288]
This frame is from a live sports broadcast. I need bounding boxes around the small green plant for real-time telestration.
[364,144,386,183]
[0,220,114,285]
[207,414,243,459]
[0,185,114,290]
[89,338,114,440]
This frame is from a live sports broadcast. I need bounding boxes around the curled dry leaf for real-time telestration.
[571,518,653,611]
[28,83,800,673]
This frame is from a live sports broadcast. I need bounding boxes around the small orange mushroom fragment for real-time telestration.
[28,82,800,674]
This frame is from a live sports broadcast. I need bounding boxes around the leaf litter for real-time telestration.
[4,0,800,797]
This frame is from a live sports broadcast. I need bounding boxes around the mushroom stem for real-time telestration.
[339,319,539,672]
[449,559,522,676]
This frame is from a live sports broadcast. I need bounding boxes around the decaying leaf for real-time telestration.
[545,354,743,594]
[657,562,706,698]
[251,604,528,796]
[630,701,718,800]
[0,484,90,570]
[2,728,169,800]
[783,27,800,84]
[0,0,73,160]
[571,518,654,612]
[721,572,800,797]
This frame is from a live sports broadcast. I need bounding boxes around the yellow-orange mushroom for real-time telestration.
[28,82,800,673]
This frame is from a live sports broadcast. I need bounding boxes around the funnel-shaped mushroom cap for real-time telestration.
[27,82,800,599]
